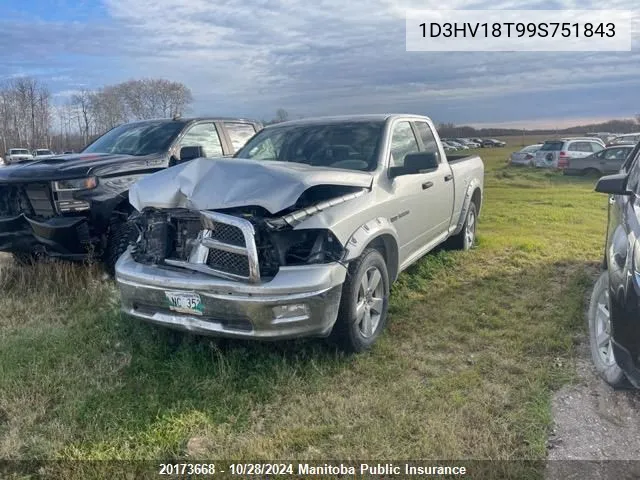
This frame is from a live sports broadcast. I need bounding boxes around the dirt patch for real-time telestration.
[546,339,640,479]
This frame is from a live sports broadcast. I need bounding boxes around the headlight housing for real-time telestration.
[52,177,97,213]
[99,175,145,190]
[53,176,98,191]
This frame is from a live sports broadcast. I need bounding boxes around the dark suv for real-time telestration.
[590,142,640,387]
[0,117,261,270]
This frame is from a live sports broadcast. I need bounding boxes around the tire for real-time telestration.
[447,201,477,251]
[583,168,601,177]
[330,248,390,353]
[588,271,629,388]
[12,251,39,266]
[104,219,137,274]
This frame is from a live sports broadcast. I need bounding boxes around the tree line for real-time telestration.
[436,118,640,139]
[0,77,193,154]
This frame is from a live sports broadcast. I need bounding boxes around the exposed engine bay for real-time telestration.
[130,185,362,281]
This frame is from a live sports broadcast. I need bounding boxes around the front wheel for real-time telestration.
[104,219,137,274]
[588,271,628,388]
[330,248,390,353]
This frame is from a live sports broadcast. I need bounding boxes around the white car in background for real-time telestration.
[607,132,640,147]
[32,148,56,159]
[534,138,605,169]
[5,148,34,164]
[509,144,543,166]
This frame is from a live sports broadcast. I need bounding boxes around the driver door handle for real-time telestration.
[444,174,453,182]
[422,181,434,190]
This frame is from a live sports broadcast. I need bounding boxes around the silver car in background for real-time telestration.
[509,144,542,166]
[562,145,635,176]
[534,138,605,169]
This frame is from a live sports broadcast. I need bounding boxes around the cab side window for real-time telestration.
[178,122,224,157]
[413,121,439,158]
[626,150,640,193]
[389,121,419,168]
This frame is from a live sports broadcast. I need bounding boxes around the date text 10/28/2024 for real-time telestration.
[158,463,469,476]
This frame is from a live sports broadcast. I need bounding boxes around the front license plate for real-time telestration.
[165,291,203,315]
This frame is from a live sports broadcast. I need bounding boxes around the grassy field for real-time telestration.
[0,141,608,477]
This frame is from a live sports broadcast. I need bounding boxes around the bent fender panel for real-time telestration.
[342,217,400,281]
[452,180,482,235]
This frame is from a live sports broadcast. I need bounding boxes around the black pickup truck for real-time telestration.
[589,142,640,388]
[0,117,261,269]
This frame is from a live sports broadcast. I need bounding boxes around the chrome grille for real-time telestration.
[25,184,55,218]
[210,222,245,247]
[164,211,260,283]
[206,249,250,276]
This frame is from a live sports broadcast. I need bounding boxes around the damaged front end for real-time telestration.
[129,194,355,284]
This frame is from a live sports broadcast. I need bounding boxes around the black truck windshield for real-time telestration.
[234,121,384,171]
[82,121,185,156]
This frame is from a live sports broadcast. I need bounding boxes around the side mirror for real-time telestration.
[178,145,205,162]
[595,173,633,196]
[390,152,439,178]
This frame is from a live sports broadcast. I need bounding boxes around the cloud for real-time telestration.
[1,0,638,123]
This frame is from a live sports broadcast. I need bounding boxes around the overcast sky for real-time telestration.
[1,0,638,127]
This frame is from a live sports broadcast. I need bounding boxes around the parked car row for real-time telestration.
[441,137,505,150]
[0,114,485,352]
[509,135,637,177]
[2,148,60,165]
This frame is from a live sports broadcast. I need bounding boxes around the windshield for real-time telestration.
[540,141,563,151]
[234,121,384,171]
[11,149,29,155]
[82,121,185,156]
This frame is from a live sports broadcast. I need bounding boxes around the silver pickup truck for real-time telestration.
[115,114,484,351]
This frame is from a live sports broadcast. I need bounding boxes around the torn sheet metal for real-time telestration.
[129,157,374,214]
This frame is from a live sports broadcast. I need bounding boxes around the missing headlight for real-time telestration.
[264,229,344,269]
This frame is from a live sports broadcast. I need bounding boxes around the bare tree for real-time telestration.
[0,77,192,153]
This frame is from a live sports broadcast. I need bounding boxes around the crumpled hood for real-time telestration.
[129,157,374,214]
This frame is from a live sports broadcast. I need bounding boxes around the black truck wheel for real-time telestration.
[588,271,629,388]
[12,251,40,266]
[330,248,390,353]
[104,219,137,274]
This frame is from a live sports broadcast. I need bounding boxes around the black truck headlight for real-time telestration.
[52,177,97,213]
[53,176,98,192]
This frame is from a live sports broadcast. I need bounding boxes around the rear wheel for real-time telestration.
[588,271,629,388]
[331,248,390,353]
[447,201,477,251]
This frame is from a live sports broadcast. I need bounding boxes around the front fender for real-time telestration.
[342,217,400,281]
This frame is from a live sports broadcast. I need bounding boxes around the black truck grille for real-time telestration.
[25,184,55,218]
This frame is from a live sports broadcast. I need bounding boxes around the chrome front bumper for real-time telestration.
[115,249,347,340]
